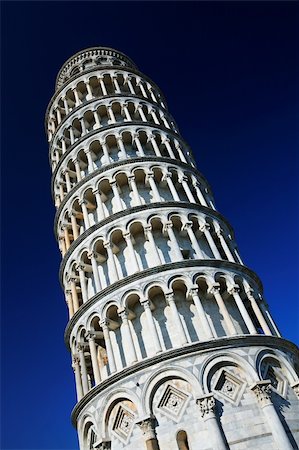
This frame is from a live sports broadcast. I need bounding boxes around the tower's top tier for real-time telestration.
[55,47,138,91]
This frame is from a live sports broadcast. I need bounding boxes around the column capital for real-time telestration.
[72,355,80,367]
[163,220,173,231]
[208,283,220,295]
[183,221,193,230]
[196,393,216,419]
[165,291,174,303]
[93,438,111,450]
[291,381,299,399]
[136,415,156,440]
[103,241,111,250]
[140,298,151,309]
[117,307,128,320]
[99,318,110,329]
[228,284,241,295]
[188,286,199,297]
[250,380,273,407]
[200,222,210,232]
[85,330,96,340]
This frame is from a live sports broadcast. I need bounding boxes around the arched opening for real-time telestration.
[176,430,190,450]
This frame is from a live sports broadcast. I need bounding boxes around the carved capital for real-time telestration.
[118,308,128,321]
[196,394,216,420]
[136,416,156,440]
[165,291,174,304]
[208,283,220,295]
[291,381,299,399]
[228,284,240,295]
[250,380,273,408]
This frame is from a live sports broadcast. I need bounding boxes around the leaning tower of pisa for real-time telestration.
[46,47,299,450]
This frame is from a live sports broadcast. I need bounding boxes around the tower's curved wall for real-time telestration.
[46,47,299,450]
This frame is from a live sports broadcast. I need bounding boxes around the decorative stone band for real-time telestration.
[69,336,298,426]
[55,47,137,89]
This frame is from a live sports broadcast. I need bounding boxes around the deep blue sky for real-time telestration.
[1,2,298,449]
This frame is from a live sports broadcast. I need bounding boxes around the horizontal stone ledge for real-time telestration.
[64,258,263,347]
[53,156,211,223]
[58,201,236,282]
[70,335,299,427]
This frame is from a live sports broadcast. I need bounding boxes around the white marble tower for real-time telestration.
[46,47,299,450]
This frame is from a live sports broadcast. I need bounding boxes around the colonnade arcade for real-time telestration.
[52,127,196,200]
[69,272,279,402]
[78,352,299,450]
[46,47,299,450]
[56,164,215,246]
[47,68,167,138]
[61,210,243,305]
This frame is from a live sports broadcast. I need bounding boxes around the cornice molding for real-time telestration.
[70,335,299,427]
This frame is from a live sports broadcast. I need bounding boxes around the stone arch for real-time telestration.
[142,366,202,416]
[99,389,142,439]
[256,349,298,385]
[200,352,259,395]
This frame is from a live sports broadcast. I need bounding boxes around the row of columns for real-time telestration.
[54,137,194,198]
[49,99,174,145]
[49,72,165,134]
[63,221,240,302]
[58,175,214,240]
[86,381,298,450]
[71,287,276,400]
[197,381,295,450]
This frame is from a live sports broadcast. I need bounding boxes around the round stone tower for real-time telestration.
[46,47,299,450]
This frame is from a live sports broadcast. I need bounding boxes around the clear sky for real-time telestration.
[1,2,298,449]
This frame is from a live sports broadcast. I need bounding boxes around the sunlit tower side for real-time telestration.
[46,47,299,450]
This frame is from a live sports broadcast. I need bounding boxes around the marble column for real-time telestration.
[165,292,188,346]
[136,416,160,450]
[228,285,256,334]
[140,299,162,354]
[209,284,237,336]
[196,394,227,450]
[189,287,214,339]
[87,332,101,385]
[251,381,293,450]
[72,356,83,401]
[100,319,116,374]
[118,308,137,364]
[77,344,89,395]
[246,289,272,336]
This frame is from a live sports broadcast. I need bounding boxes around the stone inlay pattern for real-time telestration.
[157,384,189,422]
[112,405,135,444]
[213,369,246,405]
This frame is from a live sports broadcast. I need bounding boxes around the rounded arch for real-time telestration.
[99,389,143,438]
[200,352,259,394]
[255,349,298,384]
[142,366,202,415]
